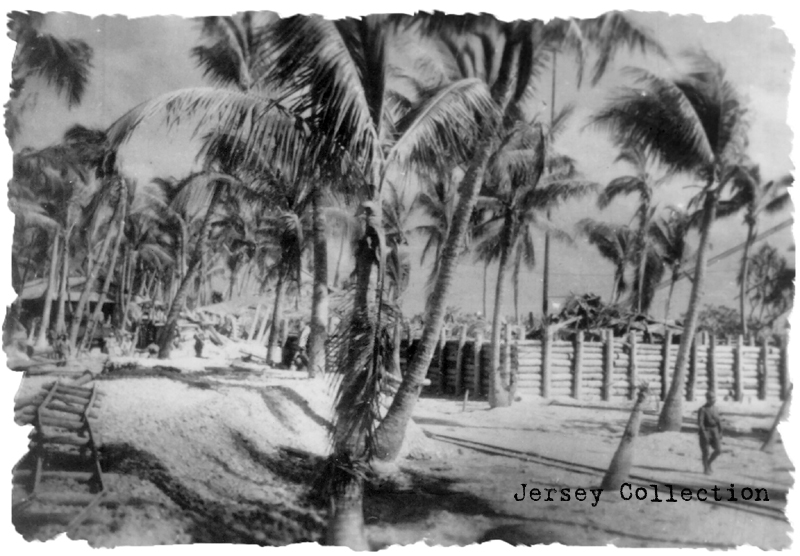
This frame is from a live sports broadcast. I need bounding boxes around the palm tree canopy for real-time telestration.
[592,51,749,182]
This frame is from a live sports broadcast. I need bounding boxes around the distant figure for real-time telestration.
[291,323,311,371]
[146,343,159,358]
[698,391,724,474]
[194,330,206,358]
[54,333,70,365]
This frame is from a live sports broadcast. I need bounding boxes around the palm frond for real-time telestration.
[591,66,716,175]
[106,87,311,182]
[387,77,498,175]
[598,176,648,209]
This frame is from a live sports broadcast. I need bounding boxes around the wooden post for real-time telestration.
[779,336,790,401]
[687,335,699,402]
[455,326,468,396]
[542,326,552,398]
[628,331,638,400]
[707,334,717,396]
[734,335,744,402]
[572,331,584,400]
[473,332,484,397]
[603,330,614,402]
[660,330,673,401]
[437,327,447,394]
[758,337,769,401]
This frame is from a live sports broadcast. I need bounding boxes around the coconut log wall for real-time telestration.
[399,331,790,403]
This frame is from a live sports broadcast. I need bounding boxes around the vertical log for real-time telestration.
[687,335,699,402]
[779,336,790,401]
[455,326,468,396]
[758,337,769,401]
[734,334,744,402]
[603,330,614,401]
[660,330,673,401]
[437,327,447,394]
[707,334,717,396]
[572,331,584,400]
[541,326,552,399]
[628,331,638,401]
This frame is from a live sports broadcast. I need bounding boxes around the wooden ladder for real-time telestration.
[13,378,107,533]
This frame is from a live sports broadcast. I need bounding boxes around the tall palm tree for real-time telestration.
[593,51,750,431]
[538,12,666,318]
[577,219,636,304]
[717,165,793,335]
[376,15,549,456]
[475,116,595,408]
[7,11,93,145]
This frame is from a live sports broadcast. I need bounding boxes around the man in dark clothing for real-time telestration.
[698,390,723,474]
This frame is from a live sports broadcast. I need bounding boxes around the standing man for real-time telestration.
[698,390,724,475]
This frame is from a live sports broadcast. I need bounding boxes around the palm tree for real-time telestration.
[593,51,750,431]
[596,146,670,315]
[538,12,666,318]
[649,208,695,322]
[376,15,550,456]
[475,115,595,408]
[409,176,462,301]
[7,11,93,145]
[577,219,636,304]
[717,165,793,335]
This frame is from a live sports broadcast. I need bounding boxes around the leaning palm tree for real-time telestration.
[7,11,93,145]
[375,15,548,459]
[593,51,751,431]
[717,165,793,336]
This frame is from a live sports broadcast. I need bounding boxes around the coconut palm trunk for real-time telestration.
[54,232,70,336]
[658,189,718,431]
[324,473,369,550]
[489,217,514,408]
[542,231,551,317]
[664,269,679,322]
[35,233,61,349]
[601,384,650,490]
[81,192,127,352]
[308,187,328,378]
[375,133,498,460]
[739,221,756,336]
[157,183,223,358]
[69,196,122,349]
[482,260,488,317]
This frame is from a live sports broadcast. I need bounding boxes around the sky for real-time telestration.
[3,1,797,322]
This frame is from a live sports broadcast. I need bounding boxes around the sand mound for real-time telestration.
[95,375,438,505]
